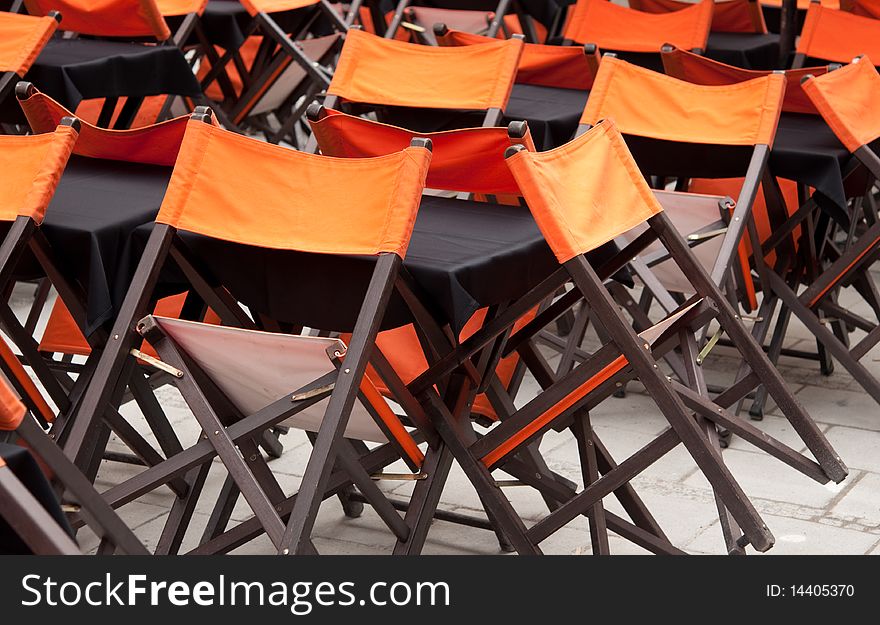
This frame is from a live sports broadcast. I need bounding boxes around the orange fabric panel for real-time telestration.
[330,29,523,111]
[632,0,767,33]
[357,376,424,467]
[481,355,629,467]
[689,176,801,309]
[842,0,880,18]
[0,373,27,432]
[157,119,430,257]
[563,0,713,52]
[582,55,785,147]
[0,337,55,430]
[0,126,77,225]
[506,119,664,263]
[20,91,190,167]
[760,0,838,8]
[310,108,532,196]
[23,0,171,41]
[366,307,537,423]
[40,293,199,360]
[438,29,599,90]
[797,4,880,63]
[661,46,826,115]
[240,0,321,15]
[803,57,880,152]
[155,0,207,16]
[74,95,169,128]
[0,12,58,76]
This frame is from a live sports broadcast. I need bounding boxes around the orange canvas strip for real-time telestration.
[0,126,77,225]
[24,0,171,41]
[20,91,191,167]
[564,0,713,52]
[0,13,58,76]
[0,336,53,428]
[240,0,323,15]
[797,4,880,63]
[506,119,664,263]
[582,55,785,147]
[154,0,207,16]
[807,232,880,307]
[662,46,825,115]
[802,57,880,152]
[310,108,532,196]
[157,119,430,257]
[438,29,600,90]
[481,355,629,467]
[358,377,424,468]
[632,0,766,33]
[761,0,838,8]
[843,0,880,18]
[330,29,523,111]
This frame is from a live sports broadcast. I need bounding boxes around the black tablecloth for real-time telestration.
[129,195,560,334]
[24,39,201,112]
[10,156,174,335]
[504,83,588,150]
[770,113,852,223]
[705,32,780,70]
[0,443,73,555]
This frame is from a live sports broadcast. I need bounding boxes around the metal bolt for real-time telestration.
[113,334,119,340]
[282,548,290,555]
[615,382,622,388]
[214,430,219,436]
[643,342,650,350]
[344,368,350,374]
[535,473,542,479]
[249,454,257,462]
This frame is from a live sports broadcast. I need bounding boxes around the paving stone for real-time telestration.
[831,472,880,526]
[824,427,880,473]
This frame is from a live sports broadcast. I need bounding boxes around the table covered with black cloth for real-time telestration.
[0,443,73,555]
[127,196,562,334]
[705,33,781,70]
[769,113,855,225]
[23,39,200,112]
[503,83,588,150]
[9,156,173,336]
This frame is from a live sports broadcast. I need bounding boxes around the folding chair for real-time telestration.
[0,340,148,554]
[386,118,843,555]
[384,0,543,44]
[310,28,523,145]
[19,0,204,129]
[793,1,880,67]
[561,0,714,69]
[307,105,592,551]
[6,85,211,498]
[840,0,880,17]
[754,57,880,410]
[63,109,439,554]
[660,45,847,417]
[631,0,768,32]
[195,0,350,133]
[0,10,58,131]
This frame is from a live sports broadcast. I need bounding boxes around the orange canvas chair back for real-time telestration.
[631,0,767,33]
[309,107,532,196]
[157,117,430,258]
[563,0,714,53]
[437,28,601,90]
[0,123,77,226]
[582,55,785,148]
[0,371,27,433]
[796,3,880,63]
[761,0,838,8]
[0,12,58,78]
[155,0,208,16]
[802,56,880,153]
[239,0,323,15]
[23,0,172,40]
[661,46,825,115]
[328,29,523,111]
[506,119,663,263]
[841,0,880,17]
[19,86,192,167]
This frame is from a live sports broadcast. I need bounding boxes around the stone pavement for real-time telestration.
[8,277,880,556]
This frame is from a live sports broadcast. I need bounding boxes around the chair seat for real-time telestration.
[152,317,402,443]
